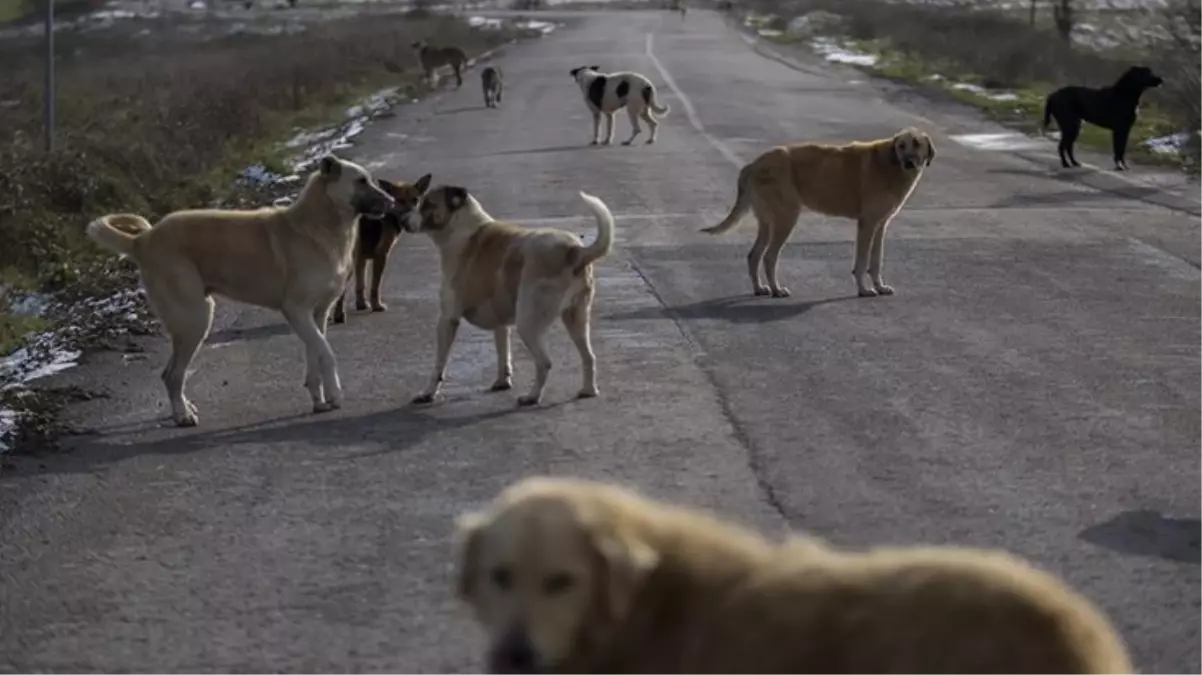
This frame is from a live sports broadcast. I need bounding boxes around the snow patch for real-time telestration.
[950,82,1019,101]
[1146,132,1192,156]
[810,37,878,67]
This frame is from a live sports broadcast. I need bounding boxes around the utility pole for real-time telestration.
[44,0,55,152]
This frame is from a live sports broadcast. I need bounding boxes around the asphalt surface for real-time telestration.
[2,9,1200,673]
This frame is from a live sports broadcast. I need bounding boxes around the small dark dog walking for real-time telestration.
[481,66,503,108]
[1041,65,1163,171]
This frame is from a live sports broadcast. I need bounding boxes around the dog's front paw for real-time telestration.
[589,139,600,146]
[858,287,880,298]
[411,392,437,405]
[370,302,387,313]
[646,138,656,145]
[517,394,541,407]
[313,400,339,414]
[576,386,599,399]
[174,409,199,427]
[489,379,513,392]
[874,284,896,296]
[770,287,791,298]
[753,286,771,296]
[355,298,369,311]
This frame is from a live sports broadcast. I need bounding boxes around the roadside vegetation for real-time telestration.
[734,0,1200,170]
[0,7,520,457]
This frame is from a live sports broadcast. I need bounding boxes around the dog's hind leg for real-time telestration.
[622,106,643,146]
[514,288,562,406]
[369,251,389,312]
[761,199,801,298]
[353,254,370,312]
[489,326,513,392]
[746,219,772,296]
[867,216,896,296]
[1059,119,1082,168]
[562,292,598,399]
[603,112,616,145]
[641,107,659,144]
[283,303,342,412]
[150,278,213,427]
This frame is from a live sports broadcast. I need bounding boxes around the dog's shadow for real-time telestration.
[437,105,487,115]
[605,294,857,325]
[38,397,573,476]
[1079,509,1201,564]
[486,143,606,158]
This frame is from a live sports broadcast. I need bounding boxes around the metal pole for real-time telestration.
[44,0,54,152]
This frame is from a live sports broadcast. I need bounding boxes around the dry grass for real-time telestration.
[745,0,1200,166]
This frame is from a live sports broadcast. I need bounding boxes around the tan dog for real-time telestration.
[332,174,431,324]
[413,40,467,89]
[702,127,936,299]
[403,186,615,407]
[455,476,1134,674]
[85,155,394,426]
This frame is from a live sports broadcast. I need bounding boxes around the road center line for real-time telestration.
[644,31,745,169]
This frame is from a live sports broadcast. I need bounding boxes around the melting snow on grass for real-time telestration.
[949,82,1019,102]
[810,37,879,67]
[0,289,147,454]
[1145,132,1192,155]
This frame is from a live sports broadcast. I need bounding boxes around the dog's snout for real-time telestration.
[488,627,539,674]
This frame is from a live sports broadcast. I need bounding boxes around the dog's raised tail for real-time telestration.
[1040,96,1054,135]
[86,213,153,259]
[642,84,670,116]
[573,191,615,271]
[701,164,752,235]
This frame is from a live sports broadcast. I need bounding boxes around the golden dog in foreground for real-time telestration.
[704,127,936,299]
[454,477,1133,674]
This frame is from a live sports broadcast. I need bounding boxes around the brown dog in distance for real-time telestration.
[455,476,1134,674]
[703,127,935,299]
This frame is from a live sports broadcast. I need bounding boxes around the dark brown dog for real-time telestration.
[333,174,431,324]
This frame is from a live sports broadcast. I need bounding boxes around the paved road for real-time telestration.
[2,9,1199,673]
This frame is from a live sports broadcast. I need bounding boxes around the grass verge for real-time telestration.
[738,0,1200,171]
[0,9,521,458]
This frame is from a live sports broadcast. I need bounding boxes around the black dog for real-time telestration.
[1042,65,1163,171]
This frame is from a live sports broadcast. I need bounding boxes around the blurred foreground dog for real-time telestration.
[332,174,431,324]
[403,185,614,407]
[569,66,670,145]
[482,66,504,108]
[413,40,468,89]
[455,476,1133,674]
[703,127,935,299]
[86,156,394,426]
[1042,65,1163,171]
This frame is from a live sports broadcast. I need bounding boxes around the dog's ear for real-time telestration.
[415,173,433,195]
[318,155,342,178]
[923,133,936,166]
[445,186,469,211]
[589,65,601,72]
[588,522,659,622]
[454,510,489,600]
[570,66,581,78]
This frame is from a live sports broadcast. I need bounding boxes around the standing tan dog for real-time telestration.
[481,66,504,108]
[455,476,1134,674]
[413,40,467,89]
[403,185,615,407]
[85,155,394,426]
[332,174,431,324]
[703,127,935,299]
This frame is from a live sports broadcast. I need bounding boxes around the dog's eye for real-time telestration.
[542,572,574,595]
[490,566,513,591]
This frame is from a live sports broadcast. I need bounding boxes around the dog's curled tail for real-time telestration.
[643,84,670,116]
[573,191,615,271]
[701,164,752,235]
[86,213,153,260]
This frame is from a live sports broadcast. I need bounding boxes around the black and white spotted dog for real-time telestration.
[570,65,671,146]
